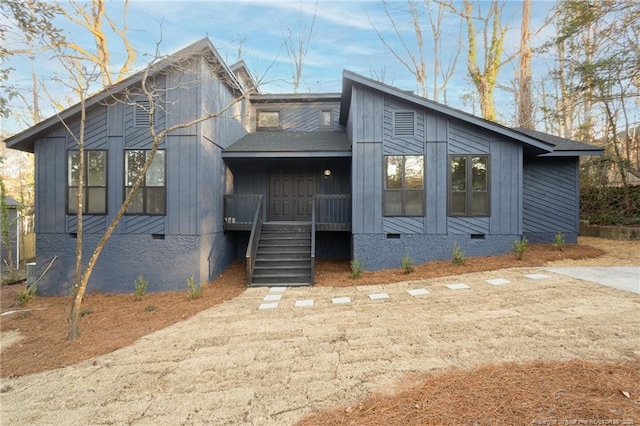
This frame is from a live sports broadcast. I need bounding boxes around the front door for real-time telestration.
[269,170,315,221]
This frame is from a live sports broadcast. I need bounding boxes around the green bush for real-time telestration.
[512,237,529,260]
[580,185,640,225]
[16,287,36,306]
[553,231,565,250]
[401,253,415,274]
[451,242,466,266]
[134,275,148,301]
[187,274,204,300]
[350,256,364,279]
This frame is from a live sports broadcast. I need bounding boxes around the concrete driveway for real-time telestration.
[544,266,640,294]
[1,267,639,425]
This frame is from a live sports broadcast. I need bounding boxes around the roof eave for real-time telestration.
[6,38,244,153]
[539,150,604,157]
[222,151,351,158]
[340,70,555,153]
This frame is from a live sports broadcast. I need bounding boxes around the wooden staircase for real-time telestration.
[250,222,313,287]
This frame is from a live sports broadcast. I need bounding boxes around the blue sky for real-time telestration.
[2,0,557,135]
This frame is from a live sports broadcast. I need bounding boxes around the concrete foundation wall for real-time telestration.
[35,232,235,295]
[353,233,519,271]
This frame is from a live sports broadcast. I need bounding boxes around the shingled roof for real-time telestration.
[514,127,603,156]
[223,131,351,158]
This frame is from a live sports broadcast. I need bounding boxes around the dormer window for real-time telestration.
[257,110,281,131]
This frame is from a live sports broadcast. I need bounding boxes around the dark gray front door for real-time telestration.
[269,170,315,221]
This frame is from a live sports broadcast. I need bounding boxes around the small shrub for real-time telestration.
[402,253,415,274]
[80,308,93,317]
[350,256,364,280]
[187,274,204,300]
[452,242,466,266]
[134,274,148,301]
[512,236,529,260]
[553,231,565,250]
[16,287,36,306]
[145,305,156,313]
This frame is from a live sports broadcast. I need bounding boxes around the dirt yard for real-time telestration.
[0,238,609,379]
[0,237,638,425]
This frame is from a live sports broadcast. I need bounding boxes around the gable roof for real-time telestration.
[340,70,602,157]
[5,38,245,153]
[223,131,351,158]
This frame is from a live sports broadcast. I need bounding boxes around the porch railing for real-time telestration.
[223,194,262,230]
[314,194,352,231]
[245,195,264,286]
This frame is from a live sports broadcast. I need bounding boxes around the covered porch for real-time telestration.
[221,131,352,286]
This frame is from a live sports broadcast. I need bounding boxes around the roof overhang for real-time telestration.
[250,93,341,103]
[538,150,604,157]
[222,151,351,159]
[340,70,555,154]
[5,38,244,153]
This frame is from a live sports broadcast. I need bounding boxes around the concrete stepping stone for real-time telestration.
[407,288,430,296]
[263,294,282,302]
[446,283,470,290]
[258,302,279,310]
[295,299,314,308]
[485,278,510,285]
[269,287,287,293]
[332,296,352,305]
[368,293,389,300]
[523,273,550,280]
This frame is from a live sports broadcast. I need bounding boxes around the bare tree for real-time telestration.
[443,0,516,122]
[516,0,533,129]
[61,0,136,86]
[280,0,317,93]
[65,47,260,340]
[372,0,461,102]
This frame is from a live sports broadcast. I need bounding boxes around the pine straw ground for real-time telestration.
[296,359,640,425]
[1,237,639,424]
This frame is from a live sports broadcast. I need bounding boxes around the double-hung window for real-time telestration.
[449,155,490,216]
[384,155,424,216]
[67,150,107,214]
[125,150,165,214]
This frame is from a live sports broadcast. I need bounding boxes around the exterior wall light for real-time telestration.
[323,169,332,179]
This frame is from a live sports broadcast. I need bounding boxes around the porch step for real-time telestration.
[250,222,313,286]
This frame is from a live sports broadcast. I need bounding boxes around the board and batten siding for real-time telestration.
[251,101,343,133]
[523,157,579,238]
[349,85,384,234]
[447,121,522,236]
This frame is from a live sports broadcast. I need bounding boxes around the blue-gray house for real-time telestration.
[5,39,602,295]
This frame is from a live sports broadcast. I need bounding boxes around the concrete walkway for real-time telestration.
[544,266,640,294]
[1,267,639,425]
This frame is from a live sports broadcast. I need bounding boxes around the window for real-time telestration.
[384,155,424,216]
[319,110,332,128]
[134,100,154,127]
[67,150,107,214]
[449,155,490,216]
[125,150,165,214]
[256,110,281,130]
[393,111,415,137]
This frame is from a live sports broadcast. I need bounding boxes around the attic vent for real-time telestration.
[393,111,415,136]
[134,100,153,127]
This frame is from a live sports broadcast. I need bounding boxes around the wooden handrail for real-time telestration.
[245,195,264,286]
